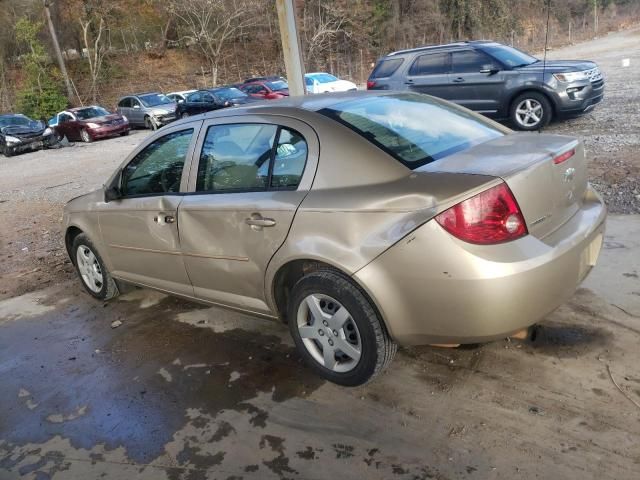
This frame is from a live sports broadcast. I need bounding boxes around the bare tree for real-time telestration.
[301,1,346,65]
[79,13,107,102]
[168,0,261,86]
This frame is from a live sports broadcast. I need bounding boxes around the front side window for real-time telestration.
[196,124,308,192]
[118,98,130,108]
[75,107,110,120]
[319,93,504,170]
[408,52,450,76]
[451,50,499,73]
[213,88,247,101]
[122,129,193,196]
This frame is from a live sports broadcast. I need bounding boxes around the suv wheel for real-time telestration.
[288,270,396,386]
[72,233,119,301]
[510,92,552,131]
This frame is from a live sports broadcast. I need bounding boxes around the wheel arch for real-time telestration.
[65,225,84,264]
[269,258,391,336]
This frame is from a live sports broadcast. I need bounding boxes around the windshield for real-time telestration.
[0,114,38,128]
[319,93,504,169]
[307,73,338,84]
[139,93,173,107]
[75,107,110,120]
[214,88,247,100]
[265,80,288,91]
[482,45,538,68]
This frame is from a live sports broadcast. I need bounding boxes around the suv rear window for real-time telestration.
[370,58,404,79]
[319,93,504,170]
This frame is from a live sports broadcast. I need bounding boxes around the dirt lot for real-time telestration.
[1,28,640,480]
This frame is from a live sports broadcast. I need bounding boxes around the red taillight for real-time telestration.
[435,183,528,245]
[553,148,575,164]
[366,80,377,89]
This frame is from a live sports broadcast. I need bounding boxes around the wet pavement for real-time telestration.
[1,216,640,480]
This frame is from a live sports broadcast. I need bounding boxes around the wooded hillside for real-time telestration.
[0,0,638,117]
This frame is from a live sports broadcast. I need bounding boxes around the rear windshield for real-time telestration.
[370,58,404,79]
[319,93,504,169]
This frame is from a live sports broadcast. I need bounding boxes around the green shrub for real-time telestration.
[17,86,68,119]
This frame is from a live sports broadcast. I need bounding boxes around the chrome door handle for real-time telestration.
[245,214,276,230]
[154,214,175,224]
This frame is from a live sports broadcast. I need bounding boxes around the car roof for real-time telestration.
[169,91,393,125]
[68,106,103,112]
[387,40,498,57]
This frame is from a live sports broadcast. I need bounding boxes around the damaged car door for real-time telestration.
[98,122,200,295]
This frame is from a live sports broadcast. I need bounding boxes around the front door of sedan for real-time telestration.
[404,52,453,99]
[129,98,145,126]
[200,92,220,113]
[55,112,80,141]
[178,116,317,314]
[98,122,201,295]
[449,50,506,114]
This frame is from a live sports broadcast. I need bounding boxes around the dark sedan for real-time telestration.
[176,87,257,118]
[51,106,130,143]
[1,114,59,157]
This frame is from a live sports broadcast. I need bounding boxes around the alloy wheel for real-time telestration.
[80,129,91,143]
[296,294,362,373]
[76,245,104,293]
[515,99,544,128]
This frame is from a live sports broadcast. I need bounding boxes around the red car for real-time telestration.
[239,79,289,100]
[52,106,130,143]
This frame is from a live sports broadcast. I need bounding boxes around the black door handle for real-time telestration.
[452,77,465,83]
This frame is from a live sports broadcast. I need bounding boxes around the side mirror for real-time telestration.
[480,66,500,75]
[133,104,140,109]
[104,185,122,202]
[223,100,231,107]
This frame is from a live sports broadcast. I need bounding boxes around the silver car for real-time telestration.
[63,92,606,386]
[116,92,178,130]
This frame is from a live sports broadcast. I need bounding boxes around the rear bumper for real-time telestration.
[354,186,606,345]
[89,123,130,139]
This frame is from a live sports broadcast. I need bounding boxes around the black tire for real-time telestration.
[120,130,130,136]
[288,269,396,386]
[71,233,119,301]
[144,116,158,131]
[3,145,16,157]
[509,91,552,131]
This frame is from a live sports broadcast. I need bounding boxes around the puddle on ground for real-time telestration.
[0,287,323,464]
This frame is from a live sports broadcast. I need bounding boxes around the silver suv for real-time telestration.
[367,41,604,130]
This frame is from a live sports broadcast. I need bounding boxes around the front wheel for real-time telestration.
[510,92,552,131]
[2,145,16,157]
[144,116,158,131]
[288,270,396,386]
[80,129,93,143]
[72,233,119,300]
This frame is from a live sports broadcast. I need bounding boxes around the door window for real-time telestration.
[59,113,74,123]
[452,50,498,73]
[187,92,202,103]
[131,98,141,108]
[118,98,131,108]
[122,129,194,196]
[408,53,450,76]
[202,93,215,103]
[196,124,277,192]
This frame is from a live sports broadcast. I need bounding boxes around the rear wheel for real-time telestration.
[288,270,396,386]
[72,233,119,301]
[120,130,130,136]
[510,92,552,131]
[80,129,93,143]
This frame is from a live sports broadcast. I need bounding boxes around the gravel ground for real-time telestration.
[544,26,640,214]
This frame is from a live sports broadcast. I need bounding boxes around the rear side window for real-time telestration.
[370,58,404,79]
[196,124,308,192]
[319,93,504,170]
[452,50,499,73]
[408,52,449,76]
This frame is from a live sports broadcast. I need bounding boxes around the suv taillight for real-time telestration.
[366,80,377,89]
[435,183,527,245]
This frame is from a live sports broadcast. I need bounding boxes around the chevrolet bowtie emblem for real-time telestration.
[563,167,576,183]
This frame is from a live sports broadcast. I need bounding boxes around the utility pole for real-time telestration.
[43,0,74,102]
[275,0,306,96]
[593,0,598,35]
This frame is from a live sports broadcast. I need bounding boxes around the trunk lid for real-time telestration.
[418,133,587,239]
